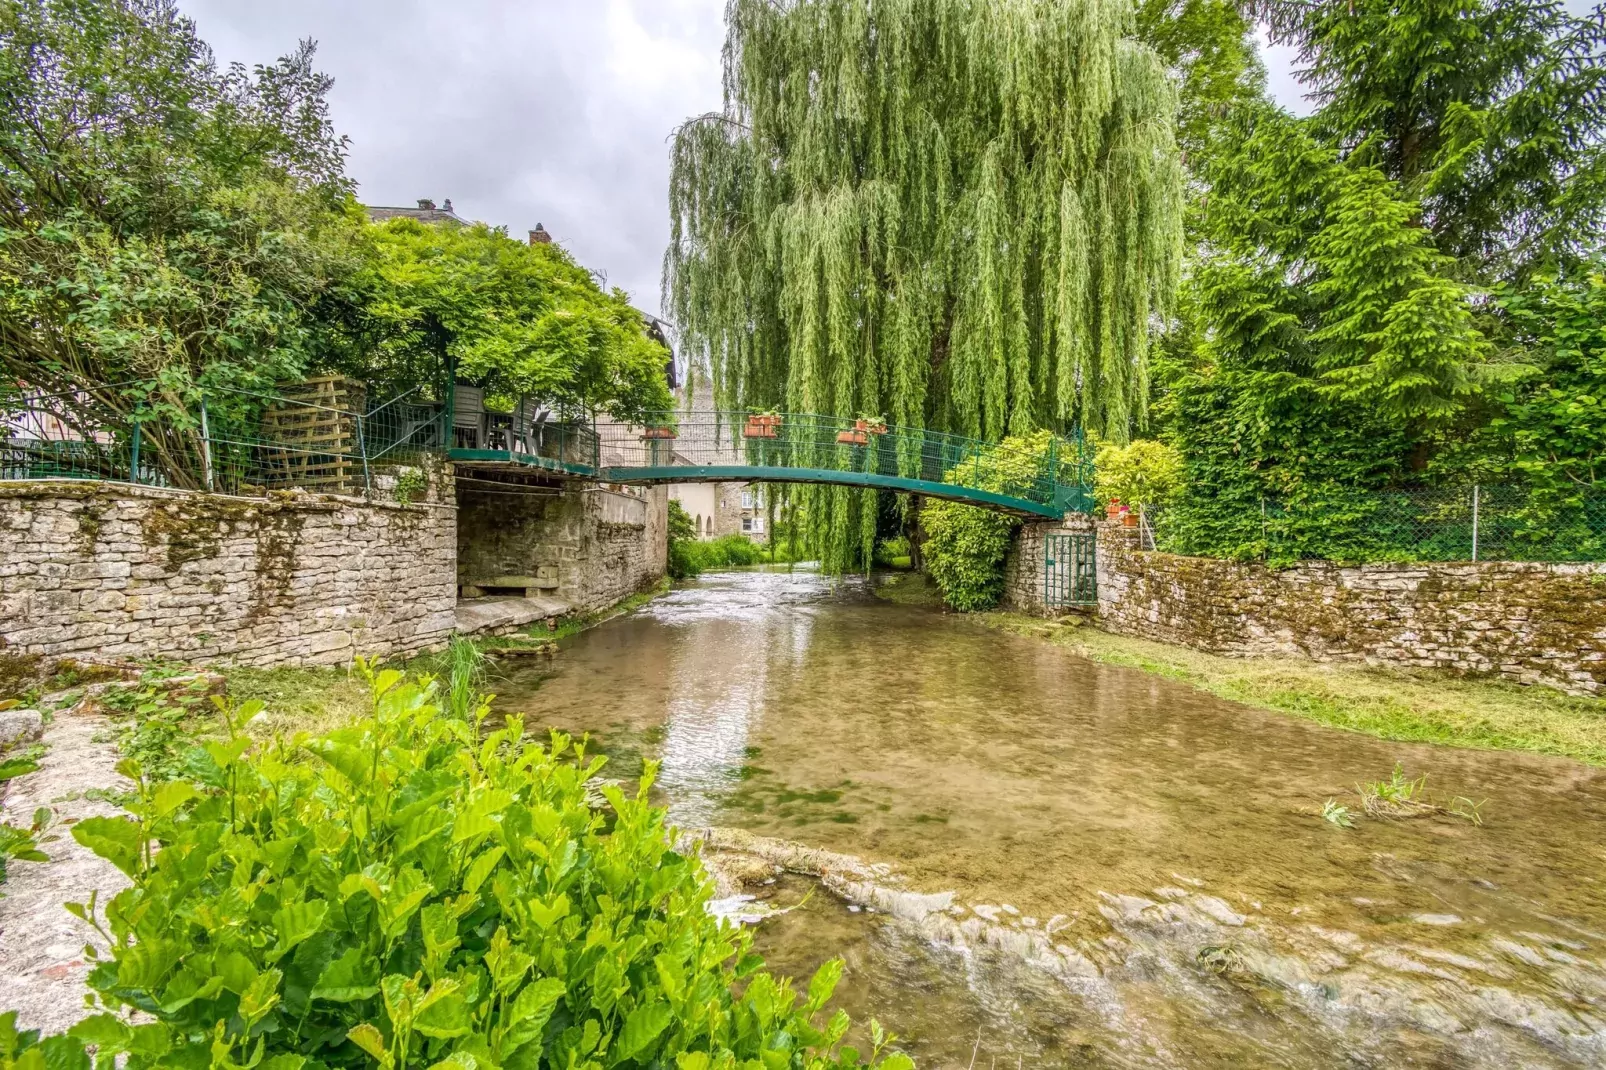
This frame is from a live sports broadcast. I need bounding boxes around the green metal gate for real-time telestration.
[1044,533,1097,607]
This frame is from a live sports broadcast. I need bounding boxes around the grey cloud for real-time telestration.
[180,0,726,316]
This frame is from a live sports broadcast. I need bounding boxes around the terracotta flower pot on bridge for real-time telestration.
[744,415,779,439]
[837,429,870,446]
[640,426,677,440]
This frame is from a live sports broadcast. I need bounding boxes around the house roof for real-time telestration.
[365,199,467,225]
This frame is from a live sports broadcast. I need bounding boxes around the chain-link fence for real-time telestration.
[1146,484,1606,564]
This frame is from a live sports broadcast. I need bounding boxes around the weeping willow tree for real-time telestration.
[665,0,1184,569]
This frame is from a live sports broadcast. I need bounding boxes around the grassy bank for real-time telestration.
[983,612,1606,766]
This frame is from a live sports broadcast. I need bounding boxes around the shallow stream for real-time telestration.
[495,569,1606,1067]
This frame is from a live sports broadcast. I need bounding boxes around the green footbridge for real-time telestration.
[448,410,1094,518]
[2,384,1092,517]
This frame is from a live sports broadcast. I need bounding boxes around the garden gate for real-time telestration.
[1044,532,1098,607]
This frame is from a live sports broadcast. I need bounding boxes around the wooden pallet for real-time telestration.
[259,376,367,491]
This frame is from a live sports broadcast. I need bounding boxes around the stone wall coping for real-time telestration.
[0,479,456,516]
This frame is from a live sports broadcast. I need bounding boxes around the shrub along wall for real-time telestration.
[1089,523,1606,696]
[0,480,456,667]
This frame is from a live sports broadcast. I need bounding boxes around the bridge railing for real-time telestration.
[594,411,1091,510]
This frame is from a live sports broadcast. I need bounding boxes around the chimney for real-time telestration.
[528,224,553,245]
[417,198,436,211]
[442,198,454,213]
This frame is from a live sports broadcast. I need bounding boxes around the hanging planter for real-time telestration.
[858,415,888,435]
[744,413,781,439]
[837,428,869,446]
[640,426,677,440]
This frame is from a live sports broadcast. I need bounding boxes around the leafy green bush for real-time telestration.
[683,535,764,571]
[1093,440,1183,511]
[667,500,701,579]
[922,431,1060,611]
[45,665,895,1070]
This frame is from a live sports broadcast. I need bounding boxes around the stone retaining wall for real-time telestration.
[456,483,667,614]
[1001,513,1095,614]
[0,480,457,668]
[1004,518,1606,695]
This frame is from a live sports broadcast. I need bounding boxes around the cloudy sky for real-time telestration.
[179,1,1318,319]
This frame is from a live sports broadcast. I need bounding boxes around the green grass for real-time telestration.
[982,612,1606,766]
[226,664,372,739]
[872,571,944,607]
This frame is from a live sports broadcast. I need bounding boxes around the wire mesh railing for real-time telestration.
[4,386,1094,514]
[1145,484,1606,564]
[1,380,432,498]
[593,410,1093,512]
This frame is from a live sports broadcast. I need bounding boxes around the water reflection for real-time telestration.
[646,572,826,825]
[499,569,1606,1068]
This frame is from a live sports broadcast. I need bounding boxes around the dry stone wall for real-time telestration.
[456,483,667,614]
[0,480,456,668]
[1001,513,1095,614]
[1005,517,1605,695]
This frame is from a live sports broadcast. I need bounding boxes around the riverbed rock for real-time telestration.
[0,707,42,745]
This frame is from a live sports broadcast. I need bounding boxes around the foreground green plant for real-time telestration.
[37,662,894,1070]
[0,750,48,893]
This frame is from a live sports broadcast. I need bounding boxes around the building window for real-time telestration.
[741,517,753,533]
[751,516,765,534]
[741,490,754,510]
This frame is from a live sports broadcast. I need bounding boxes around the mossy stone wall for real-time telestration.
[0,480,456,667]
[1078,522,1605,696]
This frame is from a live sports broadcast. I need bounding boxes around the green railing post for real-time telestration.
[129,415,141,485]
[357,413,372,497]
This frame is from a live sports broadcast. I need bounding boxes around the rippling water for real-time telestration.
[495,569,1606,1068]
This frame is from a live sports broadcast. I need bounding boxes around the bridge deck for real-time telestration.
[448,411,1091,518]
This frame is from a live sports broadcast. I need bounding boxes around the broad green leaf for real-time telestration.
[654,953,685,1004]
[347,1024,388,1062]
[151,781,200,818]
[203,737,252,770]
[378,867,433,939]
[426,1055,478,1070]
[158,968,224,1013]
[239,968,283,1025]
[496,978,565,1056]
[612,1002,671,1063]
[0,758,39,783]
[65,1014,129,1051]
[413,989,472,1039]
[306,740,372,787]
[270,900,329,962]
[312,948,380,1002]
[526,895,569,931]
[462,846,505,894]
[215,951,257,995]
[805,958,842,1013]
[261,1056,307,1070]
[450,789,514,845]
[70,817,143,877]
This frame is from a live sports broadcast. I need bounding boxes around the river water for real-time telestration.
[495,569,1606,1068]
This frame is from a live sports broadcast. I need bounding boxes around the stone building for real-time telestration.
[663,380,767,542]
